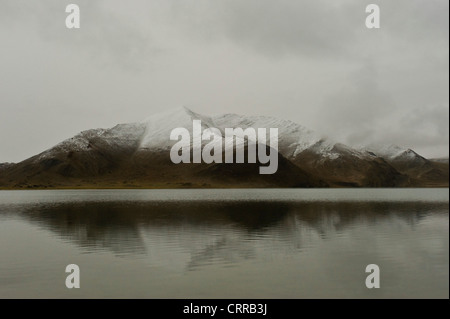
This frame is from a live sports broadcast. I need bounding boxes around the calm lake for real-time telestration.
[0,189,448,298]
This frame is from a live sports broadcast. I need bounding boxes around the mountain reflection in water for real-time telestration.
[14,200,447,271]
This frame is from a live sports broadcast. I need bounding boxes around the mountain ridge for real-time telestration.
[0,107,447,189]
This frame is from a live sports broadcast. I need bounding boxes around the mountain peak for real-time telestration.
[363,143,427,162]
[139,106,217,150]
[1,108,447,188]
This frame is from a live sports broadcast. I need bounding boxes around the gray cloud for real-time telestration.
[0,0,156,69]
[163,0,449,157]
[395,104,449,154]
[0,0,448,162]
[166,0,448,58]
[167,0,362,58]
[318,61,394,141]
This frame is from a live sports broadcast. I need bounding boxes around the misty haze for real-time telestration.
[0,0,448,300]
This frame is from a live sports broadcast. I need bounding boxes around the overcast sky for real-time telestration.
[0,0,448,163]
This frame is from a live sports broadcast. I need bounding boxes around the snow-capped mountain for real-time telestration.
[363,144,428,163]
[360,144,448,186]
[139,107,218,151]
[35,123,146,163]
[41,106,372,162]
[0,107,447,189]
[137,106,367,162]
[213,113,339,159]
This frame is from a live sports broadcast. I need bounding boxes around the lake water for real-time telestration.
[0,189,448,298]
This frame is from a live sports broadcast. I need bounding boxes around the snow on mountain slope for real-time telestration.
[4,106,444,188]
[139,106,220,150]
[138,107,354,160]
[35,123,146,162]
[212,113,366,160]
[363,144,427,162]
[32,106,211,163]
[135,106,370,161]
[29,107,410,166]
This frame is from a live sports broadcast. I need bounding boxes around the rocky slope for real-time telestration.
[0,107,447,188]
